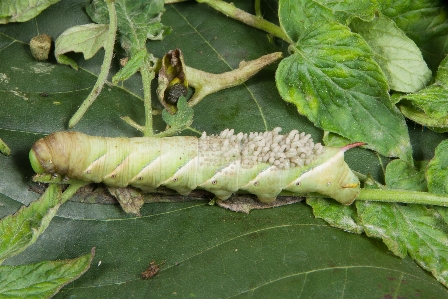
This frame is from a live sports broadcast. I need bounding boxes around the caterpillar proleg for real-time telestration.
[29,128,361,204]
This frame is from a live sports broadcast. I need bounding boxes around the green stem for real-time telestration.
[357,189,448,207]
[196,0,292,43]
[61,181,89,204]
[254,0,261,18]
[187,126,201,135]
[68,0,117,128]
[165,0,188,3]
[186,52,282,106]
[154,126,183,138]
[120,116,145,132]
[141,55,155,136]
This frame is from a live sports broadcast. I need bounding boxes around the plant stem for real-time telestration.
[254,0,261,18]
[357,189,448,207]
[154,126,184,138]
[196,0,292,43]
[61,181,89,204]
[120,116,145,132]
[68,0,117,128]
[186,52,282,106]
[141,55,155,136]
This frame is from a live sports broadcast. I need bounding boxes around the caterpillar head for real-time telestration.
[29,132,80,175]
[29,145,46,174]
[30,137,53,174]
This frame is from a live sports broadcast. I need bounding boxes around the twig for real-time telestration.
[357,189,448,207]
[68,0,117,128]
[196,0,292,43]
[254,0,261,18]
[141,56,155,136]
[186,52,282,106]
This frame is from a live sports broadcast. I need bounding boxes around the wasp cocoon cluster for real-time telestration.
[30,128,361,204]
[202,127,324,169]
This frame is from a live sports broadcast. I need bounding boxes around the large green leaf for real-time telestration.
[55,23,109,69]
[1,0,448,297]
[0,0,60,24]
[275,21,412,162]
[380,0,448,72]
[0,184,61,263]
[356,201,448,286]
[351,15,432,93]
[278,0,333,41]
[277,0,379,41]
[0,248,94,298]
[317,0,378,23]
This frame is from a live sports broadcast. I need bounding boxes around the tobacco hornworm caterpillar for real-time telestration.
[29,128,361,204]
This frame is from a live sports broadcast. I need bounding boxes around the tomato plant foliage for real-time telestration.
[1,0,448,298]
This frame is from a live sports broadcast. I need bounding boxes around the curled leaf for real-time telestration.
[157,49,188,114]
[55,24,109,70]
[397,55,448,132]
[108,187,144,216]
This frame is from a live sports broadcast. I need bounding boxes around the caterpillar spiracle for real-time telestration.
[29,128,362,204]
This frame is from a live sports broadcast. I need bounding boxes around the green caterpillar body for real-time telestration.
[29,129,361,204]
